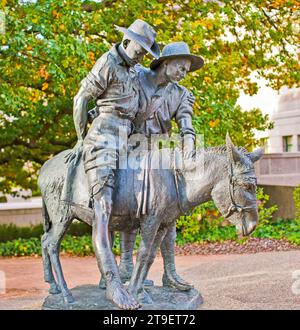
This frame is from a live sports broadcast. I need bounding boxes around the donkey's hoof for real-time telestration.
[49,283,61,295]
[63,292,75,304]
[99,277,106,290]
[49,287,61,295]
[137,289,153,305]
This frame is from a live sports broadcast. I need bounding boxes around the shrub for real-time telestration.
[0,235,95,257]
[0,224,44,242]
[0,220,299,257]
[176,201,237,245]
[176,187,279,245]
[255,187,279,226]
[293,185,300,222]
[60,235,93,256]
[0,229,143,257]
[0,221,91,242]
[250,189,300,245]
[0,237,42,256]
[67,221,91,236]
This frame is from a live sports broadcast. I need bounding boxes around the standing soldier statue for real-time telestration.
[65,19,160,309]
[118,42,204,295]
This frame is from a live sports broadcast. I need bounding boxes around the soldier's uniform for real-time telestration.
[133,65,195,139]
[82,44,139,197]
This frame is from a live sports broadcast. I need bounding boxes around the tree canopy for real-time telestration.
[0,0,299,195]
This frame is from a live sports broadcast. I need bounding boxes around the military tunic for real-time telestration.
[130,65,196,216]
[82,44,139,196]
[133,65,195,138]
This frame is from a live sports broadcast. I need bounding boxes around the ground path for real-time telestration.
[0,251,300,309]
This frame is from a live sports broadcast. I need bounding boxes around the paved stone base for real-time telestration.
[42,284,203,310]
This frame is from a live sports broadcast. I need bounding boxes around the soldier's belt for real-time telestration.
[98,109,134,122]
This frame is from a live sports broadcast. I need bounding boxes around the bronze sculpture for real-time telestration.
[62,19,159,309]
[38,21,263,310]
[38,134,262,308]
[118,42,204,291]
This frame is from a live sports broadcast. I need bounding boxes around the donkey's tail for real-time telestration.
[42,199,51,233]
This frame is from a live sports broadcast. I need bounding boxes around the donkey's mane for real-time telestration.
[203,145,248,154]
[193,145,251,167]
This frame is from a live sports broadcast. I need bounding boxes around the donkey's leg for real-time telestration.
[41,233,60,294]
[98,230,114,289]
[119,229,154,286]
[127,216,160,300]
[161,223,193,291]
[41,200,60,294]
[47,221,74,304]
[134,226,168,304]
[143,226,168,282]
[119,229,137,283]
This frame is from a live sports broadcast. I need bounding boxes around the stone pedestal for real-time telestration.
[42,284,203,310]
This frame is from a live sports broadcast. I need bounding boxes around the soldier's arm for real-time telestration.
[64,83,98,164]
[175,89,196,157]
[73,84,93,142]
[175,90,196,138]
[65,56,111,163]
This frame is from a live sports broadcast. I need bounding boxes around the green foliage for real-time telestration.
[176,188,282,245]
[0,237,42,256]
[250,188,299,244]
[66,221,91,237]
[253,218,300,245]
[176,202,237,245]
[0,231,141,257]
[252,190,300,244]
[0,235,95,257]
[60,235,94,257]
[1,214,299,258]
[0,222,141,256]
[1,218,299,257]
[111,232,141,256]
[0,223,44,242]
[0,221,91,242]
[293,185,300,222]
[255,187,279,226]
[1,0,299,193]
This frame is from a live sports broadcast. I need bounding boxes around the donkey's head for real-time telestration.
[211,134,264,237]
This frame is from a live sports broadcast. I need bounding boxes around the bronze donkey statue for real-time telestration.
[38,134,263,308]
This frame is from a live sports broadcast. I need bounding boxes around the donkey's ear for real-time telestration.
[248,148,264,163]
[226,133,241,164]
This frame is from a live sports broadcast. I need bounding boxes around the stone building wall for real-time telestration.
[0,199,42,227]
